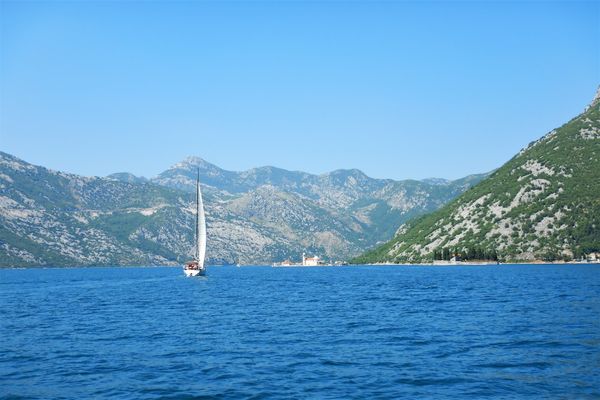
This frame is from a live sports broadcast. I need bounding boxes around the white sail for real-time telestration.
[196,175,207,268]
[184,170,207,277]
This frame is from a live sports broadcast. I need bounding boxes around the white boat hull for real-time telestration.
[184,267,206,277]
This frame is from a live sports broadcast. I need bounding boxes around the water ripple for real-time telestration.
[1,264,599,399]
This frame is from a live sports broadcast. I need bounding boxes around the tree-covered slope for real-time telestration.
[353,89,600,263]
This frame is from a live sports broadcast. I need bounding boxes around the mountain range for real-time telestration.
[353,88,600,263]
[0,153,486,266]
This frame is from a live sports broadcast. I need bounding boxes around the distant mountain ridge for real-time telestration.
[146,156,489,243]
[0,152,486,266]
[353,87,600,263]
[148,155,487,208]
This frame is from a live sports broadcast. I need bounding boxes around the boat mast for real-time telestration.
[195,168,207,268]
[195,168,200,261]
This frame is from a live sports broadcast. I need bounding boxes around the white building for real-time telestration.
[302,253,320,266]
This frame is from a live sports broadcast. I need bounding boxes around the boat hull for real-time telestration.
[183,267,206,277]
[183,259,206,277]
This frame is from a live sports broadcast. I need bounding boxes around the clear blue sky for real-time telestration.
[1,1,598,180]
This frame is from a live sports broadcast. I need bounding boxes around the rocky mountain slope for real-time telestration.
[149,156,487,244]
[353,88,600,263]
[0,152,485,267]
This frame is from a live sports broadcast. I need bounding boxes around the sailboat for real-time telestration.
[183,169,207,277]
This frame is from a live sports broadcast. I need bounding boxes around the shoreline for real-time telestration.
[362,260,600,266]
[2,260,600,269]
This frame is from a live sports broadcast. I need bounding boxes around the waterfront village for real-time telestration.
[272,253,348,267]
[271,252,600,267]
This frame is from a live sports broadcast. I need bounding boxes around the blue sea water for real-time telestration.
[1,265,599,399]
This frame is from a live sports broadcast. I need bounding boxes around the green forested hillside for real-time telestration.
[353,90,600,263]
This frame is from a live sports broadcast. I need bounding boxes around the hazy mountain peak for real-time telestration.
[326,168,369,181]
[243,165,289,176]
[422,178,450,186]
[171,156,221,171]
[107,172,148,184]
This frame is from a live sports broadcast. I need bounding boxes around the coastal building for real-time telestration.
[302,253,320,266]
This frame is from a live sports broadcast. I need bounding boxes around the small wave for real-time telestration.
[473,361,552,369]
[320,359,356,367]
[393,377,472,386]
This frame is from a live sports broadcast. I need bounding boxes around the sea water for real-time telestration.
[1,265,599,399]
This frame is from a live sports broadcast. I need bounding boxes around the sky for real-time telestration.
[1,1,599,181]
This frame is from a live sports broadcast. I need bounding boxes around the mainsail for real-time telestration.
[195,170,207,268]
